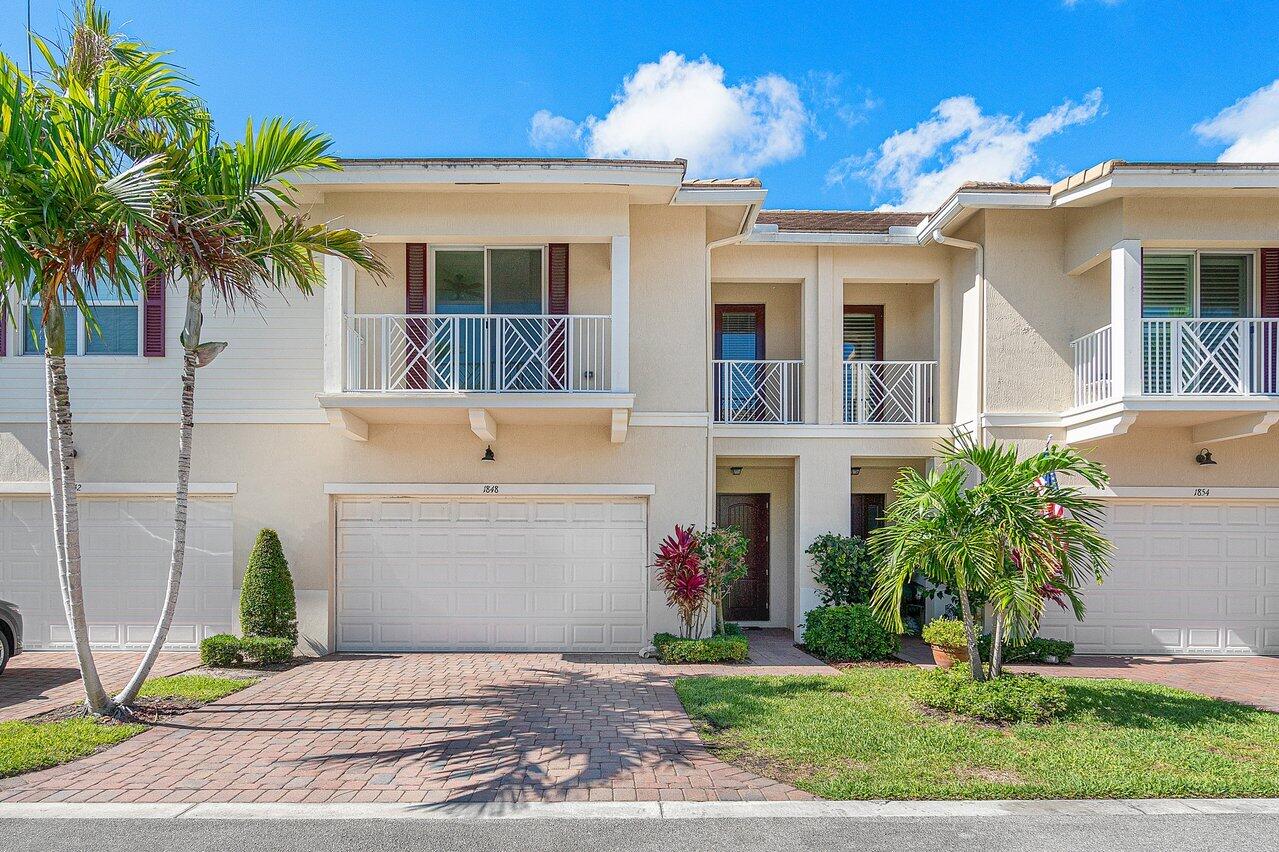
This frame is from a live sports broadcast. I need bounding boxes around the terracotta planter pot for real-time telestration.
[930,644,969,669]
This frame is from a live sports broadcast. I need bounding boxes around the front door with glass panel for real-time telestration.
[1142,252,1255,394]
[843,306,884,421]
[431,248,544,391]
[714,305,766,421]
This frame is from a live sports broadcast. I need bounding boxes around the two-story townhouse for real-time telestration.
[1,158,1276,658]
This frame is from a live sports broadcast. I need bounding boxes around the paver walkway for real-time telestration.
[0,630,829,804]
[897,636,1279,711]
[0,652,199,721]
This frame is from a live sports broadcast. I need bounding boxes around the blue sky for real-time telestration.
[5,0,1279,210]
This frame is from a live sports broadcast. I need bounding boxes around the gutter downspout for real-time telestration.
[931,229,985,443]
[704,203,763,527]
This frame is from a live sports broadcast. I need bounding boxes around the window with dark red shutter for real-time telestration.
[142,269,165,357]
[547,244,569,315]
[1261,248,1279,319]
[405,243,430,388]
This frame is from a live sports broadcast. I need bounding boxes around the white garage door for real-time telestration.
[336,496,648,652]
[1040,499,1279,655]
[0,496,235,649]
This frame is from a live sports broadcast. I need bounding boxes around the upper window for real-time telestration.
[1142,252,1253,319]
[431,247,544,315]
[22,282,141,356]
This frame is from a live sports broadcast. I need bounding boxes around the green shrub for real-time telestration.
[200,634,242,668]
[239,529,298,644]
[652,632,749,664]
[802,604,899,662]
[720,622,745,637]
[977,634,1075,664]
[912,667,1067,724]
[239,636,294,665]
[921,617,968,649]
[806,534,876,606]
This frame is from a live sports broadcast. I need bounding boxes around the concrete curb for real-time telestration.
[1,798,1279,820]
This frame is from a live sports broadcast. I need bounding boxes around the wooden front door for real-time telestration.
[851,493,886,539]
[716,493,770,622]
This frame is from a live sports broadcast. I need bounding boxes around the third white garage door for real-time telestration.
[335,495,648,652]
[1039,499,1279,655]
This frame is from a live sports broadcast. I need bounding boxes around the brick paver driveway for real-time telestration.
[0,652,199,721]
[0,631,827,804]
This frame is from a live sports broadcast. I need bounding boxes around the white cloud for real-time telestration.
[804,71,878,133]
[1194,80,1279,161]
[528,109,580,152]
[834,89,1103,211]
[527,52,810,176]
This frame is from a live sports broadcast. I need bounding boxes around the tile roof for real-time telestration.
[755,210,929,233]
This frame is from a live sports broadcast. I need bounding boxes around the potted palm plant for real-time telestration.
[921,618,970,669]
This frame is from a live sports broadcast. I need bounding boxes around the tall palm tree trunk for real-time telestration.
[47,352,110,713]
[114,346,197,708]
[956,587,986,682]
[989,611,1007,679]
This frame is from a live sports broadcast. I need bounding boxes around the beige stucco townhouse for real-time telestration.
[1,158,1277,657]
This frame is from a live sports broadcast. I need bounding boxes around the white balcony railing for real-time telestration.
[344,314,611,393]
[843,361,937,424]
[713,360,802,423]
[1143,318,1279,395]
[1071,324,1113,406]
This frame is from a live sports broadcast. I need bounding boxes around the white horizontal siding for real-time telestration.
[0,288,324,421]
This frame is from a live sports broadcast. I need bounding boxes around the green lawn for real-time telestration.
[0,718,144,778]
[676,668,1279,800]
[0,674,255,779]
[137,674,256,703]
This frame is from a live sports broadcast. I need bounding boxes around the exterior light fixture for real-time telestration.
[1195,449,1216,466]
[482,446,495,462]
[730,466,743,476]
[851,466,862,476]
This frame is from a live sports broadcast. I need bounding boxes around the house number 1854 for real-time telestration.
[1193,488,1210,497]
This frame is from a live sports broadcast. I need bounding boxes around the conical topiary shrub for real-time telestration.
[239,528,298,645]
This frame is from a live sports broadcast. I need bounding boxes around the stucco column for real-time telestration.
[801,272,818,423]
[610,235,630,393]
[934,276,952,423]
[322,256,355,394]
[816,246,839,424]
[1110,240,1142,398]
[793,447,851,635]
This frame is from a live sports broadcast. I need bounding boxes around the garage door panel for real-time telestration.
[336,496,647,652]
[1040,498,1279,655]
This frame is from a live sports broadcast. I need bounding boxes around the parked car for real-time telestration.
[0,600,22,675]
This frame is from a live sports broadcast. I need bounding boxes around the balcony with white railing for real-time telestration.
[713,360,802,423]
[344,314,612,393]
[843,361,937,424]
[1071,318,1279,405]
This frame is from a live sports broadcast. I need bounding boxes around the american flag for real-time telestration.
[1035,439,1066,519]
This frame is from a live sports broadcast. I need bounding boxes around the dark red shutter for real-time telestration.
[547,244,569,389]
[1261,249,1279,393]
[405,244,429,389]
[142,266,165,357]
[0,310,6,356]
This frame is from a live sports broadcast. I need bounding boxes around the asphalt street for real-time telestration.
[3,815,1278,852]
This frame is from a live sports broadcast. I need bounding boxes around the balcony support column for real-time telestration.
[1110,240,1143,399]
[323,256,355,394]
[610,236,630,393]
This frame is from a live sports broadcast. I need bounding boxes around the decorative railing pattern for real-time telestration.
[843,361,937,424]
[344,314,611,393]
[1071,324,1113,406]
[1143,318,1279,396]
[713,360,802,423]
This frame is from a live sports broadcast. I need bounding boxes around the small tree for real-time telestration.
[239,529,297,645]
[699,525,748,635]
[806,533,877,606]
[654,525,707,639]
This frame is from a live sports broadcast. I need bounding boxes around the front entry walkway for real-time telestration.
[0,631,827,804]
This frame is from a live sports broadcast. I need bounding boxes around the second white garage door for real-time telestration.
[335,496,648,652]
[1039,499,1279,655]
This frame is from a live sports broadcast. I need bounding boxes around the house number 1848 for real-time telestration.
[483,485,500,494]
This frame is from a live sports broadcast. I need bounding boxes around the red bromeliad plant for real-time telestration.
[655,525,708,638]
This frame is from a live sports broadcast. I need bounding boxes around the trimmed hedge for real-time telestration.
[912,667,1067,724]
[802,604,899,662]
[239,529,298,645]
[653,632,749,664]
[199,634,294,668]
[978,634,1075,664]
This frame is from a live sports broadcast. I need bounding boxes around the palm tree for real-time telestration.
[870,432,1112,680]
[0,8,182,714]
[105,117,388,710]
